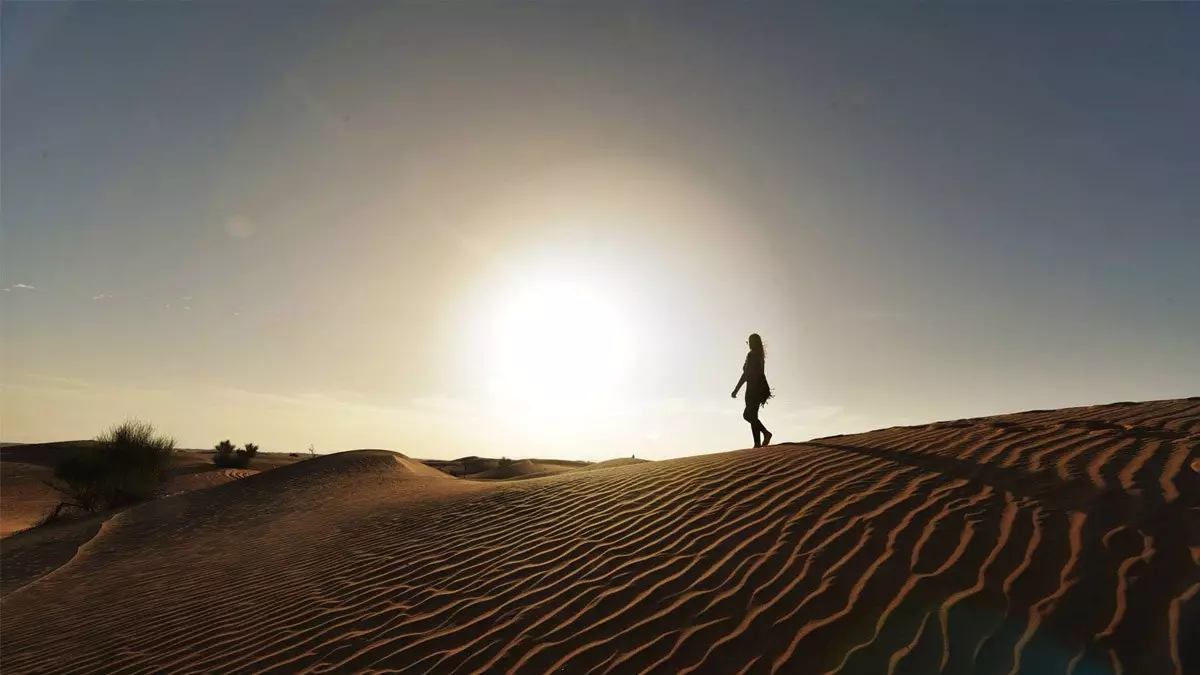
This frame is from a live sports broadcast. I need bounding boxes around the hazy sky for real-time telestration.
[3,4,1198,460]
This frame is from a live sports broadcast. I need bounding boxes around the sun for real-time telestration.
[485,277,635,418]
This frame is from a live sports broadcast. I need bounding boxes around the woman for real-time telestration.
[731,333,773,447]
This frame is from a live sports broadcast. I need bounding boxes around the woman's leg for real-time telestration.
[743,402,763,447]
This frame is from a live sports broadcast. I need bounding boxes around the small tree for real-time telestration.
[236,442,259,465]
[213,439,238,467]
[49,419,176,512]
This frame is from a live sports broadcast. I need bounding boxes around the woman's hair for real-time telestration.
[748,333,764,355]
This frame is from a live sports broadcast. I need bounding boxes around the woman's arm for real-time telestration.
[731,373,746,398]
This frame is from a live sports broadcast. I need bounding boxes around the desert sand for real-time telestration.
[1,398,1198,674]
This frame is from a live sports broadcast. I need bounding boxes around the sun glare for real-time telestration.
[486,277,635,419]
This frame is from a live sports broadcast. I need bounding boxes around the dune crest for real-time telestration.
[2,399,1198,674]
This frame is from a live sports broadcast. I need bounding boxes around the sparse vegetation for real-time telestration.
[498,457,514,468]
[212,440,259,469]
[46,419,176,512]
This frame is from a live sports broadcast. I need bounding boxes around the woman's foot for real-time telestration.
[762,431,772,446]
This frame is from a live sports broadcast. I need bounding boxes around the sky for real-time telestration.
[2,3,1198,460]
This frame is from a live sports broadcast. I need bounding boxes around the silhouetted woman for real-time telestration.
[731,333,773,447]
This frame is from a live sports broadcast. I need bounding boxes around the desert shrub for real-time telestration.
[50,419,176,511]
[498,457,514,468]
[212,439,238,467]
[212,440,258,469]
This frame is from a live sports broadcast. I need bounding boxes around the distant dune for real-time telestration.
[470,458,581,480]
[420,456,596,479]
[0,440,106,468]
[2,399,1198,674]
[585,456,652,470]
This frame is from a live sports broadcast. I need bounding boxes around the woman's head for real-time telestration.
[747,333,764,353]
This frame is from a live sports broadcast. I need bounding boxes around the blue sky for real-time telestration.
[3,3,1198,458]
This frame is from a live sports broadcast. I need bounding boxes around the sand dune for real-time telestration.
[0,446,305,537]
[2,399,1198,674]
[0,462,60,537]
[0,442,118,537]
[470,458,580,480]
[585,457,651,470]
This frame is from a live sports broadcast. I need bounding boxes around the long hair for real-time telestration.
[748,333,764,358]
[747,333,772,404]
